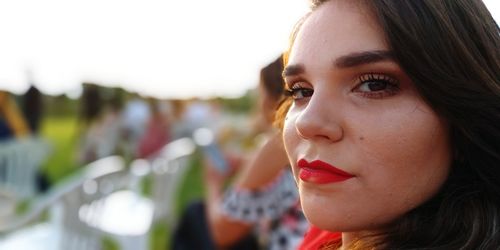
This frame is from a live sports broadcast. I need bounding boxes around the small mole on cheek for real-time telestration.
[359,136,364,141]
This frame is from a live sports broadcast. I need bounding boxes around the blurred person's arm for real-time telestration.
[0,92,30,138]
[204,131,289,248]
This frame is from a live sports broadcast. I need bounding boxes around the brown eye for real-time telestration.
[286,87,314,100]
[360,81,388,92]
[353,73,400,99]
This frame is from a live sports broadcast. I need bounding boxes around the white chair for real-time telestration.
[79,159,154,250]
[57,156,128,250]
[0,137,52,200]
[84,137,196,250]
[148,137,196,227]
[0,137,197,250]
[0,155,127,250]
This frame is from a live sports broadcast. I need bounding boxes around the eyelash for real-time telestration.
[285,73,400,101]
[285,82,313,101]
[353,73,400,99]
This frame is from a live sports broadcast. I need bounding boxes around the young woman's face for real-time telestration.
[283,0,452,234]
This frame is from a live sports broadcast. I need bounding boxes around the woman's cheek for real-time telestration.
[283,112,300,170]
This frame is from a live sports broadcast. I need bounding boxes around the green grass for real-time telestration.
[175,154,204,215]
[40,115,81,184]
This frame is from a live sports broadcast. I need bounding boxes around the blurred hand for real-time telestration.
[203,156,227,186]
[203,150,243,188]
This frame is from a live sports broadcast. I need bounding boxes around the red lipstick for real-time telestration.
[298,159,354,184]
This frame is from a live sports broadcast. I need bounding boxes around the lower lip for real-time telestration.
[299,168,353,184]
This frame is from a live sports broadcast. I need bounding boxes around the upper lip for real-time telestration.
[297,159,354,177]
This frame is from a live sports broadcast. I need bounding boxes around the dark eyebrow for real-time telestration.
[282,64,305,78]
[282,50,394,78]
[334,50,395,68]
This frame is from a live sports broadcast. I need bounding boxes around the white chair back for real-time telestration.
[0,155,126,250]
[0,137,51,199]
[57,155,127,250]
[0,137,196,250]
[148,137,196,226]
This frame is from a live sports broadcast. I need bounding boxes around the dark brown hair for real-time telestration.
[259,54,289,129]
[282,0,500,249]
[260,54,286,102]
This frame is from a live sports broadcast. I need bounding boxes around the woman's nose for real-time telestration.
[294,94,344,143]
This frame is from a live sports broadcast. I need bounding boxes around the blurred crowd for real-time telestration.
[76,83,259,165]
[0,81,258,193]
[0,54,305,250]
[0,86,42,141]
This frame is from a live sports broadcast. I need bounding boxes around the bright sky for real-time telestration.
[0,0,498,99]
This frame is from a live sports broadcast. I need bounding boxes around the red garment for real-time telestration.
[298,225,341,250]
[137,116,170,158]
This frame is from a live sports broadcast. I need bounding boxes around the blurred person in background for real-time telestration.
[172,54,307,250]
[171,98,218,140]
[0,90,30,140]
[21,70,43,134]
[121,92,150,158]
[78,83,102,129]
[78,84,124,164]
[0,90,50,193]
[21,85,43,134]
[137,98,172,158]
[21,79,50,192]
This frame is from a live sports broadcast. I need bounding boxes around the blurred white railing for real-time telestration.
[0,137,197,250]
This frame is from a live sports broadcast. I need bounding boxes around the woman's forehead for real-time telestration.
[287,0,387,68]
